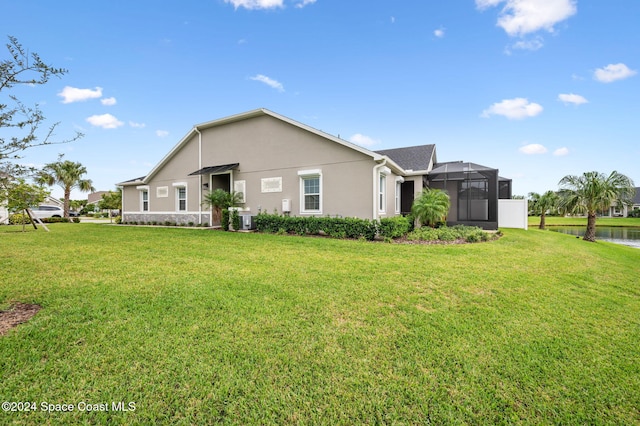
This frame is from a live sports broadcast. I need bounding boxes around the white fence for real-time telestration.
[498,199,528,230]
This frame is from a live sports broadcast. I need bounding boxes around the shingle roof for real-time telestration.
[634,187,640,204]
[375,144,435,172]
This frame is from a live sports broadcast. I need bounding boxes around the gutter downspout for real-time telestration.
[372,159,387,221]
[195,127,202,225]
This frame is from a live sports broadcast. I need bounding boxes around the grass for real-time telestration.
[528,215,640,227]
[1,224,639,424]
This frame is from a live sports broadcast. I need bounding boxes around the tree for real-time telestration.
[5,179,49,232]
[37,157,95,218]
[528,190,559,230]
[98,189,122,223]
[1,36,83,183]
[202,189,243,226]
[558,171,635,242]
[411,188,450,228]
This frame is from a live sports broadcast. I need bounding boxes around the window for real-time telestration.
[298,170,322,214]
[379,173,386,213]
[141,190,149,212]
[234,180,246,203]
[177,187,186,211]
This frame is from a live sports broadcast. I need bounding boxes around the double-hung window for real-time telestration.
[379,173,387,213]
[177,187,186,211]
[298,170,322,214]
[141,190,149,212]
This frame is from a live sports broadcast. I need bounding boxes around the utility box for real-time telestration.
[282,199,291,213]
[240,215,256,230]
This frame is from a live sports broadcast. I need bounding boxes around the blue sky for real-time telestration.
[2,0,639,199]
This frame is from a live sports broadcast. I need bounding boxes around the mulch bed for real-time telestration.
[0,302,41,336]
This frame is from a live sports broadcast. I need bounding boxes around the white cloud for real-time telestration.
[558,93,588,105]
[156,130,169,138]
[349,133,379,147]
[594,63,637,83]
[225,0,283,10]
[295,0,316,8]
[250,74,285,92]
[391,16,396,24]
[58,86,103,104]
[101,97,117,106]
[508,36,544,52]
[481,97,543,119]
[434,28,445,38]
[519,143,547,154]
[86,114,123,129]
[476,0,577,36]
[129,121,146,129]
[553,147,569,156]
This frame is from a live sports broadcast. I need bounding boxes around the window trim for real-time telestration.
[379,173,387,214]
[175,186,187,212]
[298,170,322,215]
[234,180,246,203]
[141,190,149,212]
[395,176,404,214]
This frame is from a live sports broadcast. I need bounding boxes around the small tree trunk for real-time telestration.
[64,187,71,218]
[583,212,597,242]
[539,213,546,230]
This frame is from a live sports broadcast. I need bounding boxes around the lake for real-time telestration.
[550,226,640,249]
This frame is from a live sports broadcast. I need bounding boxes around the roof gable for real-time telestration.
[130,109,400,184]
[375,144,436,173]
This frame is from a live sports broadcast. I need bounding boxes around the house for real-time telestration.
[604,186,639,217]
[88,191,109,207]
[119,109,513,229]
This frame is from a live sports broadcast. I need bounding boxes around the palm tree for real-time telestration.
[528,190,559,230]
[202,189,243,226]
[411,188,450,228]
[558,171,635,242]
[37,158,94,218]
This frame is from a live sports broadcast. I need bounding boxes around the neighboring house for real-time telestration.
[88,191,109,208]
[43,195,64,208]
[604,186,639,217]
[119,109,512,229]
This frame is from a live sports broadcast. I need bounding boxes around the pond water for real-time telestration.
[550,226,640,249]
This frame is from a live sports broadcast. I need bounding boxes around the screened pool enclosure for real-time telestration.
[427,162,512,230]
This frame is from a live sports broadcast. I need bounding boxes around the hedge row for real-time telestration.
[7,214,79,224]
[254,214,411,241]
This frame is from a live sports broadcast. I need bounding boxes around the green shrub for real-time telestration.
[231,209,240,231]
[254,213,378,240]
[42,217,70,223]
[221,209,230,231]
[379,216,411,239]
[406,225,494,243]
[73,217,81,223]
[9,213,29,225]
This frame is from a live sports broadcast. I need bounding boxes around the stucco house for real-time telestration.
[119,109,512,229]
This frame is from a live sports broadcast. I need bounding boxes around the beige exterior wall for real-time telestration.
[122,113,404,223]
[198,115,377,218]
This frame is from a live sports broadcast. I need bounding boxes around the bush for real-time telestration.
[254,213,378,240]
[231,209,240,231]
[379,216,411,239]
[629,208,640,218]
[41,217,70,223]
[407,225,494,243]
[221,209,230,231]
[9,213,29,225]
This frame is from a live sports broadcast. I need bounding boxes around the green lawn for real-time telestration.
[1,224,639,424]
[528,215,640,227]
